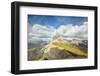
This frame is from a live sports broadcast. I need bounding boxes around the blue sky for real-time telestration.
[28,15,88,44]
[28,15,87,28]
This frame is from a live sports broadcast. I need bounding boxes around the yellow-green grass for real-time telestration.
[28,48,43,60]
[43,39,87,57]
[52,40,87,57]
[28,48,36,51]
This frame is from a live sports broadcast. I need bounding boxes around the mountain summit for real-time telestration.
[41,37,87,60]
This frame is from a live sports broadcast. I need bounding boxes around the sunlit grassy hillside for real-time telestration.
[28,37,88,60]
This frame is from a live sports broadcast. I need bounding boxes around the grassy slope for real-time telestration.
[28,39,87,60]
[28,48,43,60]
[44,39,87,57]
[28,48,36,51]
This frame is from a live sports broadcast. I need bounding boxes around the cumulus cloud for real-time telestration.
[53,22,88,40]
[28,37,43,44]
[28,22,88,43]
[31,24,54,38]
[28,24,55,43]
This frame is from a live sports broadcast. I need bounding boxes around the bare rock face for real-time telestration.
[42,47,73,60]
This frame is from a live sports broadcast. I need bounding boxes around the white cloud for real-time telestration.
[53,22,88,39]
[28,24,55,43]
[28,22,88,43]
[31,24,54,38]
[28,37,43,44]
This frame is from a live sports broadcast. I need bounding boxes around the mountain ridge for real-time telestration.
[40,37,87,60]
